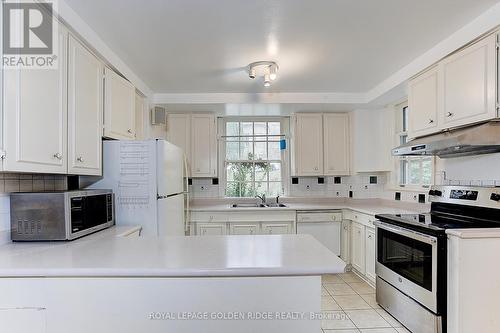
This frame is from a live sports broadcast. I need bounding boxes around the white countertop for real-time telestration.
[190,198,427,216]
[446,228,500,239]
[0,232,345,277]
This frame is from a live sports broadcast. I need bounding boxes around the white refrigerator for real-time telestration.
[89,139,189,237]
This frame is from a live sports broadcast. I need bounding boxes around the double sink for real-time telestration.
[231,203,288,208]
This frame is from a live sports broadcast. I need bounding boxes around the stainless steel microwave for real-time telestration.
[10,189,114,241]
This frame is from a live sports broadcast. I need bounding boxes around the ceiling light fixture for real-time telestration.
[246,61,279,87]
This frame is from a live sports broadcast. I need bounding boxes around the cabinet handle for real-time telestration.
[53,153,62,160]
[314,167,318,171]
[77,156,84,163]
[446,112,454,118]
[428,119,434,124]
[127,129,133,134]
[368,234,372,239]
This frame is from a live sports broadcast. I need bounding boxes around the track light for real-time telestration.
[246,61,279,87]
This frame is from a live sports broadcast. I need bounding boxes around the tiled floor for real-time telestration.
[321,273,411,333]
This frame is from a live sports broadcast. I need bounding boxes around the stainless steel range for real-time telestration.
[374,185,500,333]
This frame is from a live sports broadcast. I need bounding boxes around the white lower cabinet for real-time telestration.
[343,210,377,285]
[350,222,366,274]
[197,223,227,236]
[261,222,294,235]
[229,223,259,235]
[191,211,296,236]
[365,227,376,282]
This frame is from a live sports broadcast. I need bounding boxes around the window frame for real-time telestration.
[218,117,289,198]
[394,103,435,190]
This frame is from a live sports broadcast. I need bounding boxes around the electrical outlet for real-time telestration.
[336,191,340,196]
[199,186,207,191]
[306,185,311,191]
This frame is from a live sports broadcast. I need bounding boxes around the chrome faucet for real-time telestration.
[256,194,266,205]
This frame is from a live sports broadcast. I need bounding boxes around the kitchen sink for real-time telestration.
[230,203,287,208]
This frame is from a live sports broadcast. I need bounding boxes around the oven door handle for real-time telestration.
[373,221,438,245]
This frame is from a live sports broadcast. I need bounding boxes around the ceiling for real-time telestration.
[65,0,499,94]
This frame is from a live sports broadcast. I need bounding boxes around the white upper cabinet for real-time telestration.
[167,113,191,165]
[440,34,497,128]
[408,66,439,138]
[104,68,136,139]
[191,114,217,177]
[323,113,350,175]
[292,113,324,176]
[408,32,498,137]
[67,35,103,176]
[134,92,146,140]
[2,25,68,174]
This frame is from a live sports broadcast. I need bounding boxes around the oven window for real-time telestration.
[377,228,433,291]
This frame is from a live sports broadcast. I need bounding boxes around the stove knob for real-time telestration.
[428,190,435,196]
[434,190,443,197]
[490,193,500,202]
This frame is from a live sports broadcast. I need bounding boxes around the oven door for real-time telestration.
[374,221,438,313]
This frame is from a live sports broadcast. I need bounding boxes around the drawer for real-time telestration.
[190,211,228,222]
[297,211,342,223]
[344,210,374,226]
[226,211,296,222]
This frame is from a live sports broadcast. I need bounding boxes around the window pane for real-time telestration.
[402,106,408,132]
[422,158,432,185]
[400,159,408,185]
[240,122,253,141]
[255,163,269,182]
[255,182,267,196]
[254,122,267,136]
[268,122,281,136]
[254,142,267,160]
[240,142,253,160]
[268,182,282,196]
[226,122,239,141]
[269,162,281,181]
[400,135,408,145]
[226,142,239,160]
[268,141,280,160]
[409,159,421,185]
[226,162,252,183]
[226,182,239,197]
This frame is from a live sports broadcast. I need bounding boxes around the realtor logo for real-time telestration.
[2,0,59,69]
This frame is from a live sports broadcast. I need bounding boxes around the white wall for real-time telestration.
[436,153,500,186]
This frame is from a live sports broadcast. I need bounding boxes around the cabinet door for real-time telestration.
[324,113,350,175]
[229,223,259,235]
[191,114,217,177]
[408,66,439,138]
[365,227,376,283]
[350,222,365,274]
[261,222,293,235]
[440,34,497,128]
[67,35,103,175]
[3,26,68,173]
[293,113,323,176]
[167,114,191,171]
[197,223,227,236]
[104,68,135,139]
[340,220,351,264]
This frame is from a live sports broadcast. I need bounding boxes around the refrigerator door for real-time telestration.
[157,194,185,237]
[156,140,184,196]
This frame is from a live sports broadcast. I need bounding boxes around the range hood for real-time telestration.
[392,120,500,158]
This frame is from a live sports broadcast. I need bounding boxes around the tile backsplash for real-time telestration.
[0,173,68,193]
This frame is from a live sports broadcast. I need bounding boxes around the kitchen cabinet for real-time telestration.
[103,67,136,139]
[350,222,366,275]
[191,114,217,177]
[166,113,191,171]
[340,220,351,265]
[408,32,498,138]
[67,35,103,176]
[197,223,227,236]
[135,92,146,140]
[440,34,497,129]
[261,222,294,235]
[2,25,68,174]
[365,227,376,282]
[323,113,350,175]
[292,113,323,176]
[351,109,393,173]
[229,223,259,235]
[408,66,439,138]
